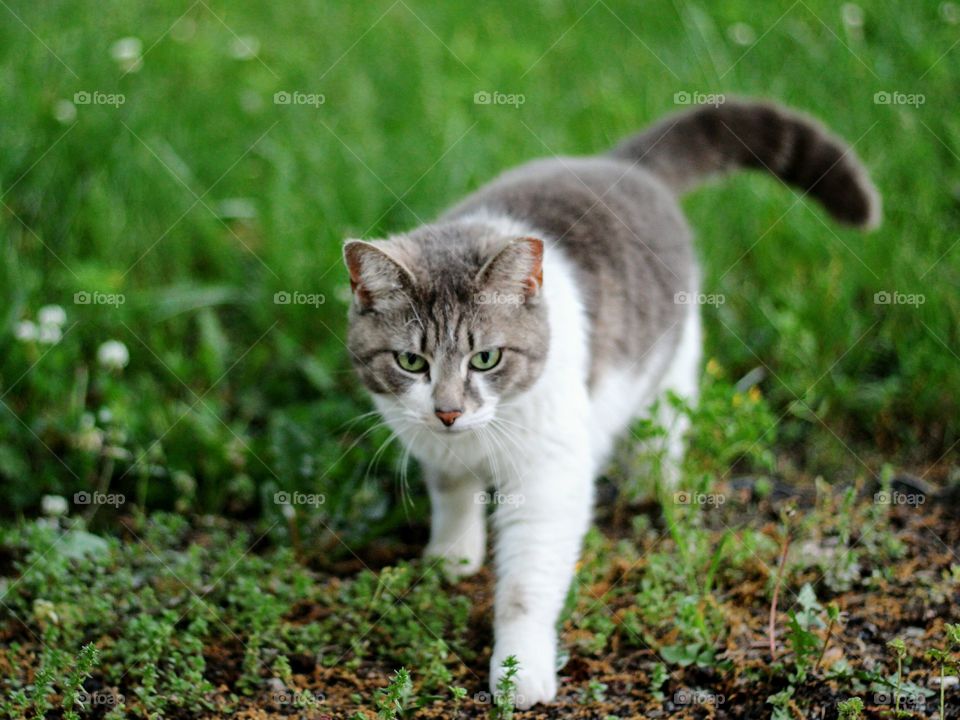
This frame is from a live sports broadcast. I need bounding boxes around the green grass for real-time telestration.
[0,0,958,521]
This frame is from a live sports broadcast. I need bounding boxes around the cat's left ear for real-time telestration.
[343,239,416,310]
[476,237,544,299]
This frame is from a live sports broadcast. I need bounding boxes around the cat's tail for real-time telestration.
[607,99,881,230]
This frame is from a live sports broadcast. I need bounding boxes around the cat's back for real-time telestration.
[445,155,697,385]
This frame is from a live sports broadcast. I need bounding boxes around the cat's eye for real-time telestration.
[469,348,502,371]
[395,351,428,373]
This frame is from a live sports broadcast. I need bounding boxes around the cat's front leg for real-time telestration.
[422,466,487,578]
[488,438,594,708]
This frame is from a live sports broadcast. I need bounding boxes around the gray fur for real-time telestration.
[345,99,880,400]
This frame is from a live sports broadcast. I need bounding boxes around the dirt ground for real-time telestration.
[3,471,958,720]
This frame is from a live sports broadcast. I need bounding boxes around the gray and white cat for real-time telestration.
[342,100,879,707]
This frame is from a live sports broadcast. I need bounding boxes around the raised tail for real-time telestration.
[608,99,881,230]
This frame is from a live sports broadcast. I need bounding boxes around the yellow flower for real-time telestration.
[748,386,762,403]
[706,358,721,377]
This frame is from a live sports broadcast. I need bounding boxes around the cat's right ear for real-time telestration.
[343,240,415,310]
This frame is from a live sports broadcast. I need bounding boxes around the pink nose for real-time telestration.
[435,409,462,427]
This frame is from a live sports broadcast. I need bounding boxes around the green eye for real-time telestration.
[395,351,428,373]
[469,348,502,371]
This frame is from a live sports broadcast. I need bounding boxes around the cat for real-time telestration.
[342,100,879,708]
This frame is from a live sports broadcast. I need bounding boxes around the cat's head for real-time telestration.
[343,222,549,434]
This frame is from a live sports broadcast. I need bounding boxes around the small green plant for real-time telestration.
[375,667,414,720]
[926,623,960,720]
[449,685,467,718]
[783,583,826,682]
[580,678,608,704]
[837,697,864,720]
[648,662,668,702]
[767,686,794,720]
[62,643,99,720]
[493,655,520,720]
[272,653,293,687]
[887,637,907,717]
[28,649,58,720]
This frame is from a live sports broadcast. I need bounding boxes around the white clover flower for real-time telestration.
[97,340,130,370]
[53,99,77,124]
[110,37,143,72]
[230,35,260,60]
[32,598,59,626]
[15,320,39,342]
[841,3,864,27]
[38,324,62,345]
[41,495,69,517]
[170,17,197,43]
[38,304,67,327]
[727,22,756,46]
[942,2,959,24]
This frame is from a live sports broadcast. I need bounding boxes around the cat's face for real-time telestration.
[343,224,549,434]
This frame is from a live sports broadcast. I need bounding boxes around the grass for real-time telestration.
[0,0,959,717]
[1,0,958,518]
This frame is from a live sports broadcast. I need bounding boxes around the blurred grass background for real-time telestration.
[0,0,957,537]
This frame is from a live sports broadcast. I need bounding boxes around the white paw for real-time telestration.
[489,626,558,709]
[424,536,484,578]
